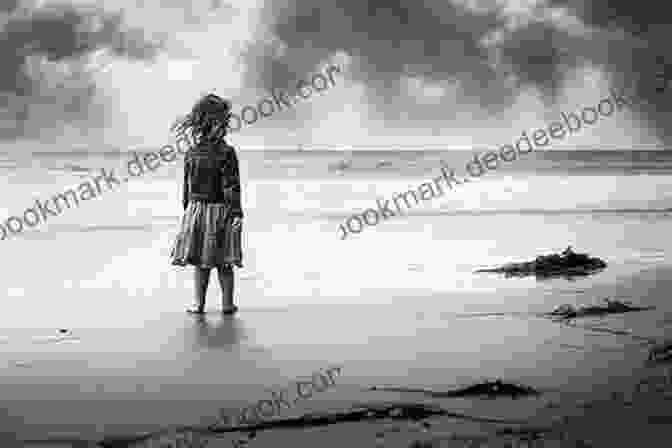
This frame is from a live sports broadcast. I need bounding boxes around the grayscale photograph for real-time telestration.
[1,0,671,447]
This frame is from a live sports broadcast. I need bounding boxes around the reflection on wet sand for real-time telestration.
[187,314,248,351]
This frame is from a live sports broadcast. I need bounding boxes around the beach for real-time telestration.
[2,149,672,447]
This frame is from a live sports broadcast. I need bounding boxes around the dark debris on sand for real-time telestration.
[647,339,672,363]
[83,403,531,448]
[475,246,607,279]
[203,402,528,432]
[369,379,541,399]
[544,298,655,322]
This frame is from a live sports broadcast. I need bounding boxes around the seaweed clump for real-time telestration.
[475,246,607,279]
[545,299,654,322]
[648,340,672,363]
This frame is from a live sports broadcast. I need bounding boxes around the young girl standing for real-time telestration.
[170,94,243,314]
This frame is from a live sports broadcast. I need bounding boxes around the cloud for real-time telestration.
[1,0,668,149]
[0,0,163,141]
[235,0,665,147]
[547,0,672,145]
[0,0,20,14]
[251,0,509,117]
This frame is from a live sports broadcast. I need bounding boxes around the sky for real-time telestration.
[0,0,670,151]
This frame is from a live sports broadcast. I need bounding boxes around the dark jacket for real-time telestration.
[182,140,243,218]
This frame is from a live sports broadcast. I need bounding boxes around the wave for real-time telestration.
[15,223,174,239]
[63,163,92,172]
[311,207,672,220]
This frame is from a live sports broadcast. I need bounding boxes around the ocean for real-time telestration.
[1,149,672,323]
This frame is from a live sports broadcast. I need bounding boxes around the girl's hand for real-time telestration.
[231,217,242,229]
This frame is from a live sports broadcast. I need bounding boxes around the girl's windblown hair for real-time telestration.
[171,93,232,146]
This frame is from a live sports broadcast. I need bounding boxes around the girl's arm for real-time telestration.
[229,149,243,218]
[182,158,190,211]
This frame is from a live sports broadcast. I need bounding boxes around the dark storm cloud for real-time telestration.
[243,0,671,145]
[0,0,20,14]
[0,2,164,140]
[550,0,667,35]
[549,0,672,145]
[247,0,521,124]
[496,21,583,103]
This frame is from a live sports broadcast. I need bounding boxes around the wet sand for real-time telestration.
[2,265,672,447]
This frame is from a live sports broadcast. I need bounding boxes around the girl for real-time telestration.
[170,94,243,314]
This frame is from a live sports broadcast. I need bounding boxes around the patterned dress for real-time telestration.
[170,140,243,269]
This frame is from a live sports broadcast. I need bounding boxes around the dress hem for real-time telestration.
[171,260,243,269]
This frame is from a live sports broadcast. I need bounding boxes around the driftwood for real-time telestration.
[475,246,607,279]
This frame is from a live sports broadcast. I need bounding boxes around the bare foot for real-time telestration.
[186,307,205,314]
[221,306,238,315]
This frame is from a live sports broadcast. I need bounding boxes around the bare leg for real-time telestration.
[188,267,211,313]
[217,264,236,313]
